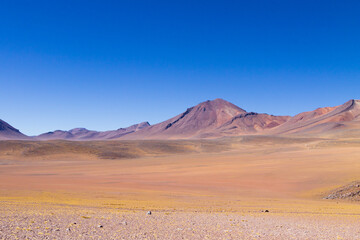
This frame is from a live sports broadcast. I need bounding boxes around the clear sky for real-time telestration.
[1,0,359,135]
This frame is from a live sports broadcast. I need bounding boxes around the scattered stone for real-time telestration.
[324,182,360,200]
[55,229,60,231]
[66,228,71,232]
[121,221,127,225]
[147,211,152,215]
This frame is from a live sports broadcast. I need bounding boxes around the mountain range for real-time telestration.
[36,122,150,140]
[1,98,359,140]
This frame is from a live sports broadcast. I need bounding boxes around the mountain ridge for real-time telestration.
[268,99,360,135]
[35,122,150,140]
[1,98,359,140]
[0,119,29,140]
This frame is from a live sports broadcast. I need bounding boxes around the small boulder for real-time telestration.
[98,225,103,228]
[147,211,152,215]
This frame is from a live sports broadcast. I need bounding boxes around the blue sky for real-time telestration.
[0,0,359,135]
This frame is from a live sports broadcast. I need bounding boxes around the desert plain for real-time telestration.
[1,135,360,239]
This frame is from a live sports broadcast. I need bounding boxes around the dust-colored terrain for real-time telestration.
[1,135,360,239]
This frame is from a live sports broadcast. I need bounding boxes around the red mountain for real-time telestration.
[122,99,288,139]
[215,112,290,137]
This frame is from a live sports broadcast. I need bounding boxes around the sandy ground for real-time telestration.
[1,136,360,239]
[2,201,360,240]
[1,204,360,240]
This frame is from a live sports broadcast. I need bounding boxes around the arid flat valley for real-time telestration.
[2,134,360,239]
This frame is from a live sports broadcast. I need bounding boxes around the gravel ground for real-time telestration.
[1,203,360,240]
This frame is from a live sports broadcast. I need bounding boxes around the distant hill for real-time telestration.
[35,122,150,140]
[0,119,28,140]
[268,99,360,135]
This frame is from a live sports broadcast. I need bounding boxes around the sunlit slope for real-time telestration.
[1,136,360,202]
